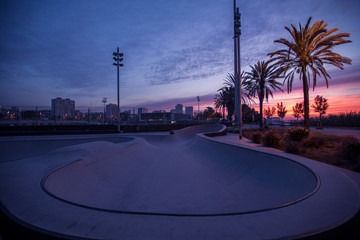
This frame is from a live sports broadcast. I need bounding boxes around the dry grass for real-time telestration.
[242,127,360,172]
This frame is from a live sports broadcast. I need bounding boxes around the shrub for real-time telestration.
[263,130,282,148]
[252,132,263,144]
[341,136,360,163]
[302,133,326,148]
[242,129,253,139]
[287,127,309,141]
[285,140,299,154]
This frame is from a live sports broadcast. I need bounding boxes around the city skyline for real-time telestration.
[1,0,359,115]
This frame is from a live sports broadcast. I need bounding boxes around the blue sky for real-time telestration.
[1,0,359,112]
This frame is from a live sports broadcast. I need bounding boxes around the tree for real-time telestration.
[214,95,225,123]
[312,95,329,129]
[215,88,233,122]
[202,107,215,120]
[243,60,283,129]
[211,112,222,119]
[269,17,352,130]
[217,73,252,122]
[242,104,260,123]
[222,72,253,104]
[292,102,304,123]
[264,107,276,125]
[277,102,287,121]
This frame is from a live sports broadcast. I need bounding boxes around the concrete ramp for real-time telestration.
[43,124,318,215]
[0,124,359,240]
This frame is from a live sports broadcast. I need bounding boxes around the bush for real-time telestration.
[285,140,299,154]
[242,129,253,139]
[302,133,326,148]
[287,127,309,141]
[252,132,263,144]
[341,136,360,163]
[263,130,282,148]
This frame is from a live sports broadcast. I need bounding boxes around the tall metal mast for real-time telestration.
[233,0,242,139]
[113,47,124,133]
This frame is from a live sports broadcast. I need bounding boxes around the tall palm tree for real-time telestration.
[243,60,283,128]
[217,73,254,123]
[221,73,253,104]
[268,17,352,129]
[218,86,234,122]
[214,93,226,123]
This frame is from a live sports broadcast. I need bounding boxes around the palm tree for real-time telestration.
[214,93,226,123]
[222,73,253,104]
[217,73,254,123]
[243,60,283,128]
[219,86,234,122]
[268,17,352,129]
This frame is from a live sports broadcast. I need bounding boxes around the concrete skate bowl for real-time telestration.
[43,124,319,216]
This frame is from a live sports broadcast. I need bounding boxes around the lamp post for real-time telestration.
[197,96,200,121]
[112,47,123,133]
[233,0,242,139]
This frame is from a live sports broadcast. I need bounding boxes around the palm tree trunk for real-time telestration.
[259,86,264,129]
[259,98,264,129]
[302,68,310,130]
[222,106,225,123]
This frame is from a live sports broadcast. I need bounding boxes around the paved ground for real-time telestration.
[0,124,360,239]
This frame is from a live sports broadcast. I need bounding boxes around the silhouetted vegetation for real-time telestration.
[242,127,360,172]
[276,102,287,121]
[312,95,329,129]
[243,60,283,128]
[310,112,360,128]
[287,127,309,141]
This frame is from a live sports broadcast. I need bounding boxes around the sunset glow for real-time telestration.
[0,0,359,115]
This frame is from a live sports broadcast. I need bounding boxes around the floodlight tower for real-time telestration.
[197,96,200,121]
[112,47,123,132]
[234,0,242,139]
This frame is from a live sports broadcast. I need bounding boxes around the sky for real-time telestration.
[0,0,359,117]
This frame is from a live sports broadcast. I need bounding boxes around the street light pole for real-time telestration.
[234,0,242,139]
[233,0,239,128]
[113,47,123,133]
[197,96,200,121]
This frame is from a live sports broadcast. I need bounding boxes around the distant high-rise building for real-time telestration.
[138,107,148,121]
[185,106,193,117]
[152,110,166,113]
[106,103,118,119]
[51,97,75,119]
[175,104,183,114]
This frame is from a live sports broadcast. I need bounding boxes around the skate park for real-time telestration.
[1,124,360,239]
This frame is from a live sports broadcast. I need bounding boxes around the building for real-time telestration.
[51,97,75,119]
[185,106,193,117]
[138,107,148,121]
[141,112,169,123]
[175,104,183,114]
[152,110,166,113]
[106,103,119,119]
[140,112,191,123]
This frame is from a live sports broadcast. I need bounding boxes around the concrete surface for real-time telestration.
[0,124,360,239]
